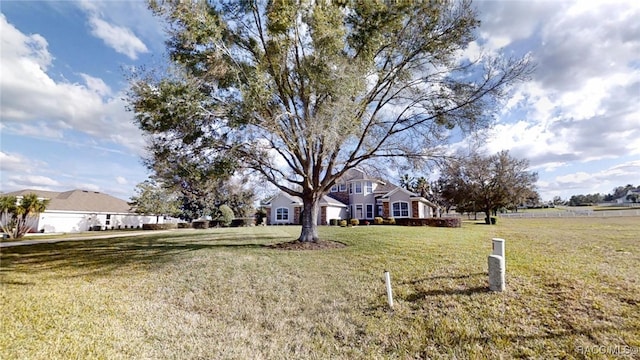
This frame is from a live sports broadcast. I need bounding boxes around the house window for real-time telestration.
[276,208,289,221]
[339,183,346,192]
[106,214,111,225]
[366,204,374,219]
[355,204,363,219]
[330,185,338,192]
[355,182,362,193]
[364,181,372,194]
[392,202,409,217]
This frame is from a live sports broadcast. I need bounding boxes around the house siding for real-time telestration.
[268,194,299,224]
[325,206,347,224]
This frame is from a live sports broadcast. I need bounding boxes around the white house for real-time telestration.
[614,189,640,204]
[3,189,161,233]
[263,192,348,225]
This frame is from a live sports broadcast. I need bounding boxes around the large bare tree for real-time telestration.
[128,0,532,241]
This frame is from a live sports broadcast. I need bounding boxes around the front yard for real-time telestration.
[1,217,638,359]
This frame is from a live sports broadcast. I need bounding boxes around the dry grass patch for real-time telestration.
[1,219,639,359]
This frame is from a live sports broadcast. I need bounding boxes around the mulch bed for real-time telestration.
[267,240,346,251]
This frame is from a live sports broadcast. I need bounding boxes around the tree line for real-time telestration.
[399,150,538,224]
[564,184,639,206]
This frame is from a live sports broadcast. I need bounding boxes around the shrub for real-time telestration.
[339,220,348,227]
[142,223,178,230]
[192,220,209,229]
[426,217,462,228]
[383,217,396,225]
[350,219,360,226]
[364,221,370,226]
[329,219,339,226]
[177,222,191,229]
[231,218,255,227]
[218,205,235,227]
[374,217,384,225]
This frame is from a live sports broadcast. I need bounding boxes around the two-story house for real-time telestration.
[328,168,436,220]
[263,169,437,225]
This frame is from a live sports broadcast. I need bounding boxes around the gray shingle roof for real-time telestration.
[4,189,132,213]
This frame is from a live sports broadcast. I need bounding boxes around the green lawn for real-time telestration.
[1,218,639,359]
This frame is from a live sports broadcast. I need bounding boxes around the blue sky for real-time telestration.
[1,1,638,201]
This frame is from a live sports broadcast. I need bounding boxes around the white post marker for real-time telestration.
[488,255,505,292]
[384,270,394,309]
[492,238,505,257]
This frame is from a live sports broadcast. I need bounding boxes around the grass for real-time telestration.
[1,218,639,359]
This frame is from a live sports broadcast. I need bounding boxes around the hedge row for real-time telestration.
[395,217,461,227]
[142,223,178,230]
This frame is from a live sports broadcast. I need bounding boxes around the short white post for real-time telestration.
[384,271,394,309]
[488,255,505,292]
[492,238,505,270]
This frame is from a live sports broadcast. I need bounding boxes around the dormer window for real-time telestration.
[364,181,372,194]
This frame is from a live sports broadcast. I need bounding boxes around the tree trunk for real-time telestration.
[484,209,492,225]
[298,192,320,242]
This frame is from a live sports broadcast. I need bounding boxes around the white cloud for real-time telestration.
[539,160,640,198]
[7,175,61,189]
[77,0,166,54]
[115,176,128,185]
[87,16,148,60]
[467,1,640,172]
[0,15,145,153]
[80,73,112,97]
[0,151,35,173]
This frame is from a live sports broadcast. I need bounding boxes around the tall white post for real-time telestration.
[384,271,394,309]
[492,238,505,270]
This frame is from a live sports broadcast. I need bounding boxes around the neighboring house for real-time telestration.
[614,189,640,204]
[3,189,162,233]
[264,169,437,225]
[263,192,348,225]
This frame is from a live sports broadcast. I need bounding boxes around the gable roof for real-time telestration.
[3,189,132,213]
[264,192,347,208]
[379,187,438,208]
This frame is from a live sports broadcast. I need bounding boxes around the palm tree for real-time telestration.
[399,174,415,191]
[0,193,49,239]
[415,176,430,198]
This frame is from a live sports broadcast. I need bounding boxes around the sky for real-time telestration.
[0,0,638,201]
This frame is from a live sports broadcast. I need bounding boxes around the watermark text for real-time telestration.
[576,345,639,356]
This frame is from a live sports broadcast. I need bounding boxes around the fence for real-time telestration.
[498,210,640,218]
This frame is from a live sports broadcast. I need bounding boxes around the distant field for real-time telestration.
[1,217,639,359]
